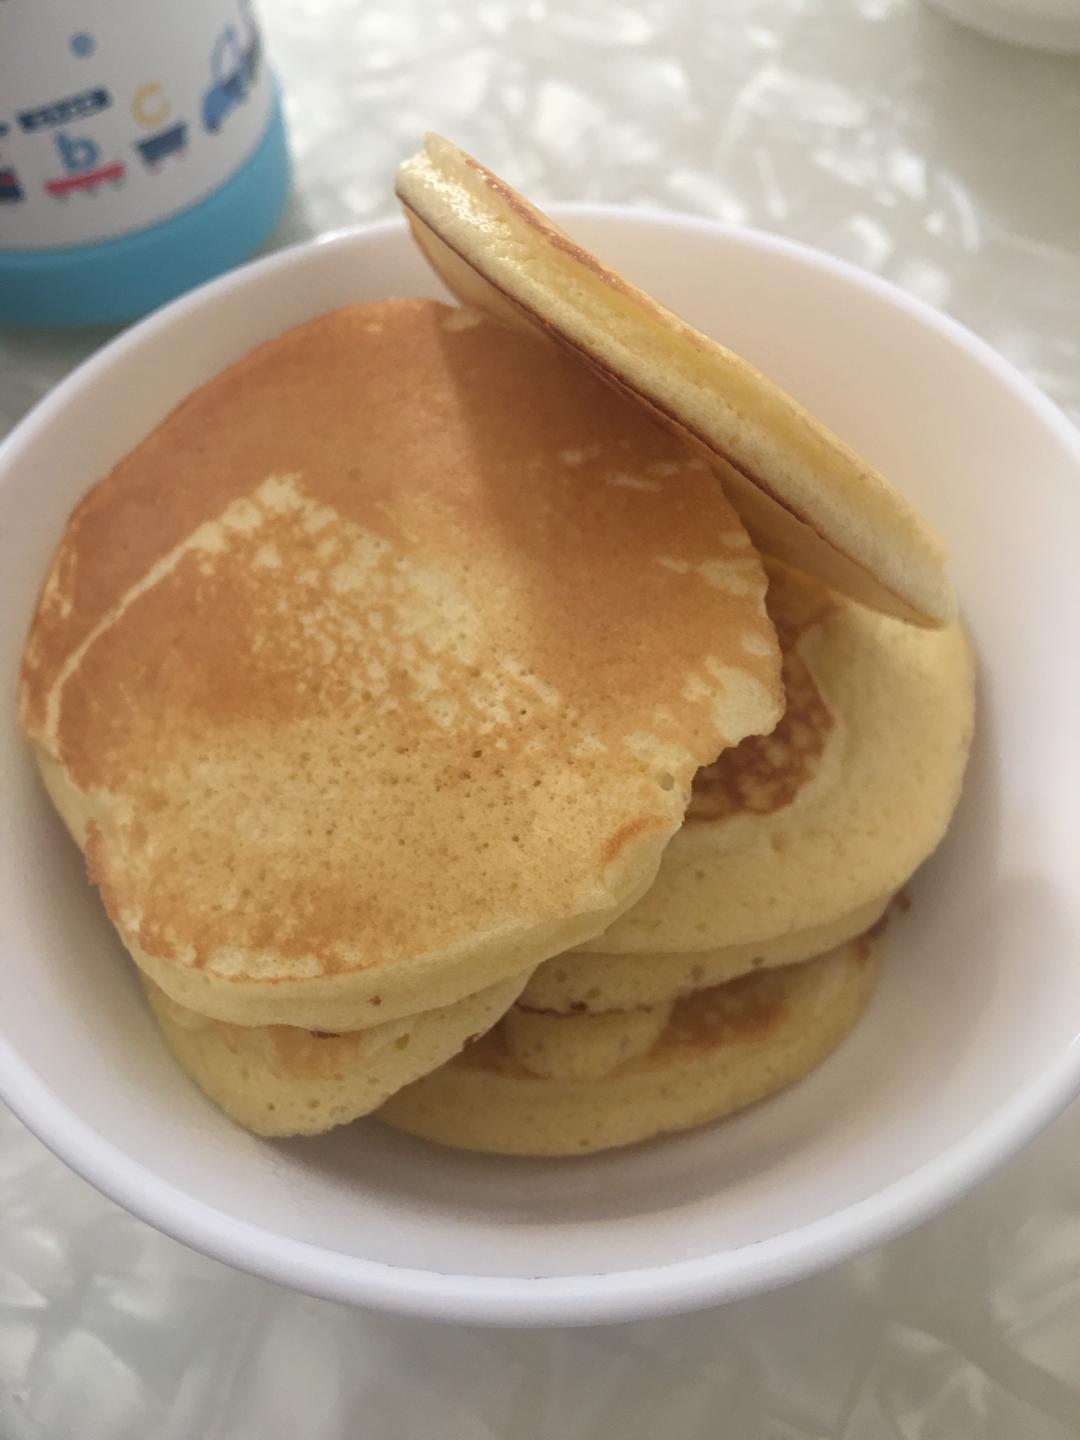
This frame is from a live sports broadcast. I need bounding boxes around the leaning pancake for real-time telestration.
[378,934,881,1156]
[396,134,954,627]
[21,298,783,1033]
[143,970,528,1138]
[562,560,973,962]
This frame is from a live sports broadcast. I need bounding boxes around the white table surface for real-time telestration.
[2,2,1079,1435]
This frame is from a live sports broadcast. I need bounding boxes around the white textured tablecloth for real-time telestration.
[2,2,1079,1434]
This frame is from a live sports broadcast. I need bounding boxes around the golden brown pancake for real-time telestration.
[518,897,889,1014]
[22,298,783,1032]
[558,561,974,964]
[142,970,529,1137]
[396,134,955,628]
[501,997,673,1081]
[378,934,881,1155]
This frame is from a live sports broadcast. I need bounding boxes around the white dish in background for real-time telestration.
[924,0,1080,52]
[0,211,1078,1328]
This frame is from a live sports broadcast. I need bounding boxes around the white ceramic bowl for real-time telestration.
[2,212,1079,1328]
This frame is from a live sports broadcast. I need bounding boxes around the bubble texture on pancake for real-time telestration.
[396,133,955,628]
[21,299,783,1031]
[378,935,881,1156]
[572,562,974,958]
[142,970,529,1137]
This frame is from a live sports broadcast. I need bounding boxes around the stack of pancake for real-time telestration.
[380,559,973,1154]
[19,135,974,1156]
[18,299,786,1138]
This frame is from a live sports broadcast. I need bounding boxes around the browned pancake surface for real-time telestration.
[24,299,783,1028]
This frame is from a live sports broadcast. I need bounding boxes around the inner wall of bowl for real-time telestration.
[2,215,1078,1282]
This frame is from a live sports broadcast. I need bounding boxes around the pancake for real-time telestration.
[378,934,881,1156]
[396,134,955,628]
[501,997,673,1080]
[143,970,529,1137]
[564,560,974,960]
[519,895,889,1014]
[21,298,784,1032]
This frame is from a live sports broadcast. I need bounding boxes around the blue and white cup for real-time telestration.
[0,0,291,327]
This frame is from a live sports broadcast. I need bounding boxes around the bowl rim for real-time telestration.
[2,206,1079,1328]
